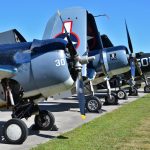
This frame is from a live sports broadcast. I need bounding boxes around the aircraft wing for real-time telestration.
[0,38,67,80]
[0,29,26,80]
[0,65,17,80]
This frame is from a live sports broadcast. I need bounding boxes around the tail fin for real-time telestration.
[0,29,26,44]
[101,34,114,48]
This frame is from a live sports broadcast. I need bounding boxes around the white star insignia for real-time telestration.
[63,37,77,45]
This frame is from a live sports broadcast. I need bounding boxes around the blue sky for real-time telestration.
[0,0,150,53]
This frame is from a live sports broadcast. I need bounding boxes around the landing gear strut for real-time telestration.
[128,77,138,96]
[143,75,150,93]
[114,76,128,100]
[85,81,102,113]
[1,79,55,144]
[104,77,118,105]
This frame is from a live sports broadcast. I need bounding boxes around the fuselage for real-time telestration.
[123,53,150,80]
[0,39,75,107]
[13,50,74,98]
[136,53,150,76]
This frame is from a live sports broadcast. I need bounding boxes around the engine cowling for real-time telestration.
[102,46,130,77]
[87,46,130,85]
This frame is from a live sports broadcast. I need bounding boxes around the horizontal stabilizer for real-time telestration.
[0,29,26,44]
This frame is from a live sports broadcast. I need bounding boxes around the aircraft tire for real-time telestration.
[86,96,102,113]
[3,118,28,144]
[144,85,150,93]
[104,93,118,105]
[34,110,55,130]
[117,90,127,100]
[128,87,138,96]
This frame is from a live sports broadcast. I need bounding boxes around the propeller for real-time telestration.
[57,10,95,119]
[125,21,143,80]
[76,70,86,119]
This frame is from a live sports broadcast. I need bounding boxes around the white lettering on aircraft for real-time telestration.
[55,59,66,67]
[137,57,150,67]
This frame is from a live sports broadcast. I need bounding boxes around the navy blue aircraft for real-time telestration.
[43,7,131,110]
[116,52,150,94]
[0,28,96,144]
[96,30,150,98]
[0,7,132,144]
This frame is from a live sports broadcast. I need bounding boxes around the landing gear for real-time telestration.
[1,79,56,144]
[116,89,127,100]
[128,87,138,96]
[84,81,102,113]
[144,85,150,93]
[104,93,118,105]
[134,83,141,89]
[142,74,150,93]
[34,110,55,130]
[3,118,28,144]
[103,77,118,105]
[86,96,102,113]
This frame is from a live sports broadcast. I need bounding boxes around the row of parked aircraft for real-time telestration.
[0,7,150,144]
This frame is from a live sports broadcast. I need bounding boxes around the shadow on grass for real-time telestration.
[57,135,68,139]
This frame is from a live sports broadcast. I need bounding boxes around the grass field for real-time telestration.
[32,94,150,150]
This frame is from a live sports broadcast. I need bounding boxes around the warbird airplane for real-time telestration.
[0,7,132,144]
[97,24,150,97]
[43,7,131,112]
[136,53,150,92]
[111,51,150,95]
[0,26,95,144]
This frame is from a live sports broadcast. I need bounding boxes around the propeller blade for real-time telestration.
[58,10,89,119]
[129,58,135,80]
[125,21,144,82]
[57,10,78,59]
[76,71,86,119]
[125,21,134,54]
[134,58,143,76]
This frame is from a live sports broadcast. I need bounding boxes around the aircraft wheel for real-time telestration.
[128,87,138,96]
[3,118,28,144]
[34,110,55,130]
[86,96,102,113]
[116,90,127,100]
[144,85,150,93]
[104,93,118,105]
[134,83,141,89]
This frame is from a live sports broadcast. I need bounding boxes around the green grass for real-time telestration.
[32,94,150,150]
